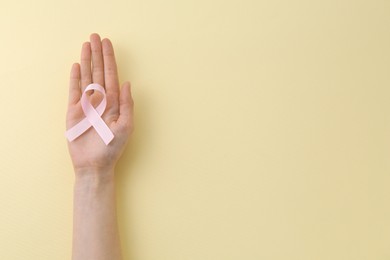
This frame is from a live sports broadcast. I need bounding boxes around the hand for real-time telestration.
[66,33,134,175]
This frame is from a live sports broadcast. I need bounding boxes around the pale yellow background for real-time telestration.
[0,0,389,259]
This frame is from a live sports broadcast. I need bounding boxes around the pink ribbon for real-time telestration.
[65,83,114,145]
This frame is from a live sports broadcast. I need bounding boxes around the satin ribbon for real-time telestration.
[65,83,114,145]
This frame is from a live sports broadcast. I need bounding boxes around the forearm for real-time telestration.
[72,169,122,260]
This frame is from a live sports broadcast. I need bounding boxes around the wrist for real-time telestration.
[74,167,115,188]
[75,165,114,176]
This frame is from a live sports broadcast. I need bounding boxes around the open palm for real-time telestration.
[66,33,134,173]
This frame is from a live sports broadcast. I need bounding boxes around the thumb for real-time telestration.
[118,81,134,129]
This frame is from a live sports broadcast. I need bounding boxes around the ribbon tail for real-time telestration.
[90,117,115,145]
[65,118,93,142]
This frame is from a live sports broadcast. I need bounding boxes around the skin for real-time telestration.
[66,33,134,260]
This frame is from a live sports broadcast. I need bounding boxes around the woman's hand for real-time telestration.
[66,33,134,175]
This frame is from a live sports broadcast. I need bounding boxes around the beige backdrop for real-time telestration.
[0,0,389,259]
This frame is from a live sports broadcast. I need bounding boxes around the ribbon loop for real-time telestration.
[65,83,114,145]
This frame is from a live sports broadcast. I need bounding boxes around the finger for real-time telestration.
[69,63,81,105]
[102,38,119,97]
[118,82,134,133]
[90,33,105,87]
[80,42,92,91]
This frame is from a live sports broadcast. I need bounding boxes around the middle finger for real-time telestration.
[90,33,105,87]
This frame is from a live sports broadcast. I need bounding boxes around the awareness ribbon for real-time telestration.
[65,83,114,145]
